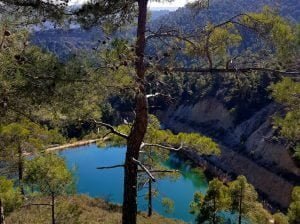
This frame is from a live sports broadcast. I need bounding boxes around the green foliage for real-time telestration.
[0,176,22,215]
[247,202,272,224]
[0,23,65,122]
[24,154,73,196]
[190,191,205,215]
[0,119,65,169]
[161,198,175,214]
[271,78,300,160]
[74,0,137,30]
[109,115,220,156]
[191,178,230,224]
[288,186,300,224]
[273,212,289,224]
[56,199,82,224]
[186,23,242,67]
[228,175,258,222]
[183,7,298,70]
[0,119,65,192]
[241,7,297,64]
[293,145,300,161]
[228,176,272,223]
[0,22,106,132]
[54,59,104,122]
[271,78,300,110]
[0,119,64,150]
[146,116,220,155]
[191,176,272,224]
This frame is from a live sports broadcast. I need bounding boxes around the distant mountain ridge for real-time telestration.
[150,10,171,20]
[151,0,300,33]
[31,0,300,58]
[31,10,171,58]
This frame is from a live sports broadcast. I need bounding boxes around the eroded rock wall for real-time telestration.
[158,98,300,209]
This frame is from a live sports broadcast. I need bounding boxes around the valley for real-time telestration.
[0,0,299,223]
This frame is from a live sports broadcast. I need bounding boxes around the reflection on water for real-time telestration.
[59,144,209,223]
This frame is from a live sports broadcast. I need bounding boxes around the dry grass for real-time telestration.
[6,195,186,224]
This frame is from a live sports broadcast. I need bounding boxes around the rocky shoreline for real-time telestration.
[158,99,300,211]
[177,148,290,212]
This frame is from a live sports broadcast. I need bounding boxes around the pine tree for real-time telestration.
[0,2,299,224]
[273,212,289,224]
[24,154,73,224]
[288,187,300,224]
[228,175,258,224]
[271,78,300,160]
[0,176,22,224]
[0,119,64,195]
[191,178,230,224]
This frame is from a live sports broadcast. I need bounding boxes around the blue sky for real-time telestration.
[69,0,193,10]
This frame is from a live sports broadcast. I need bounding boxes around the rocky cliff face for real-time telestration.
[158,98,300,209]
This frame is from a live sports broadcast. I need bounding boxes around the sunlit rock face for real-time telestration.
[158,98,300,209]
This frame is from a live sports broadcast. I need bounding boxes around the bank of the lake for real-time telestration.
[58,144,209,223]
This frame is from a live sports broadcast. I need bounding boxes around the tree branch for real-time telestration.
[92,119,128,139]
[146,93,173,99]
[138,169,179,173]
[140,142,183,151]
[132,158,156,182]
[23,74,92,83]
[96,164,124,170]
[158,67,300,76]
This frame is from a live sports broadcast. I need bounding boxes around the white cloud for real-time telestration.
[149,0,193,8]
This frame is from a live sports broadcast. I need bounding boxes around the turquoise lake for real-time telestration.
[58,144,209,223]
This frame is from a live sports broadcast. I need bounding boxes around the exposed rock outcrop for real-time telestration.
[158,98,300,209]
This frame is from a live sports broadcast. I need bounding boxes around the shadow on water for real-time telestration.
[165,153,208,189]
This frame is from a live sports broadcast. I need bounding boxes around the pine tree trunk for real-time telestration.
[121,1,148,224]
[148,178,152,217]
[212,196,216,224]
[0,199,5,224]
[18,146,24,195]
[51,193,55,224]
[238,186,243,224]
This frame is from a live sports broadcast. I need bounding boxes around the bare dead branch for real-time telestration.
[146,93,173,99]
[132,158,156,182]
[92,119,128,139]
[97,164,124,169]
[158,67,300,76]
[140,142,183,151]
[138,169,179,173]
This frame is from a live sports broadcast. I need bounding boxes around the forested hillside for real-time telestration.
[32,0,300,57]
[0,0,299,224]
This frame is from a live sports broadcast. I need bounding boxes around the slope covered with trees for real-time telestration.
[0,0,299,224]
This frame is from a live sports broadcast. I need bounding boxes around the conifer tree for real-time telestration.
[0,176,22,224]
[24,154,73,224]
[288,186,300,224]
[273,212,289,224]
[0,2,299,224]
[0,119,64,195]
[228,175,258,224]
[190,178,230,224]
[271,78,300,160]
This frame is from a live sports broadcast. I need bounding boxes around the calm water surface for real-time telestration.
[59,144,209,223]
